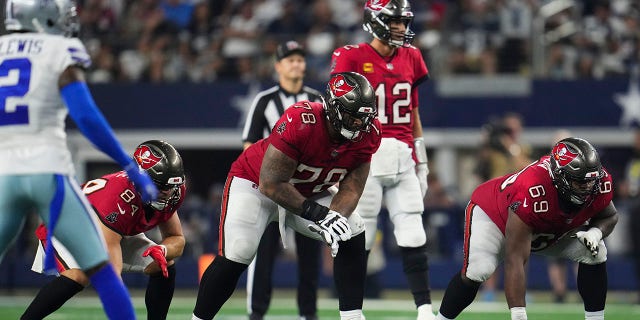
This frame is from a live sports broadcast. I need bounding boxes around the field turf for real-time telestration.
[1,290,639,319]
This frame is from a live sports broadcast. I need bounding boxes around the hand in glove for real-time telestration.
[573,227,603,257]
[125,162,158,203]
[416,163,429,198]
[308,211,351,257]
[143,245,168,277]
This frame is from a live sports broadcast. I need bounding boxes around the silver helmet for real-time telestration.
[5,0,80,37]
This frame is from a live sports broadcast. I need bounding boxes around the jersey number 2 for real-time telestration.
[0,58,31,125]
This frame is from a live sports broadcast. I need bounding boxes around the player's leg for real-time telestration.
[246,223,280,319]
[34,174,135,320]
[0,175,29,261]
[23,225,88,320]
[287,196,367,320]
[354,175,383,251]
[437,204,504,320]
[540,230,608,320]
[385,169,434,319]
[295,230,320,319]
[193,177,274,320]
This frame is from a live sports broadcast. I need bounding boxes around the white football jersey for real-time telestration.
[0,33,91,175]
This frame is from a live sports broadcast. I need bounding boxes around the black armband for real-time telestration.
[301,199,329,222]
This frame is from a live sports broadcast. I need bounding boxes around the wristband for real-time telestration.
[301,199,329,222]
[414,137,428,164]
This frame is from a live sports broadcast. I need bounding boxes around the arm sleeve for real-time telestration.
[61,81,133,168]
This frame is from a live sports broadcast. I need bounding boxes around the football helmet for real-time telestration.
[324,72,377,141]
[133,140,185,212]
[4,0,79,37]
[549,137,604,207]
[363,0,415,47]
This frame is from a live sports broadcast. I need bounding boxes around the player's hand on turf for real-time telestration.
[143,245,168,277]
[125,162,158,203]
[573,227,602,257]
[416,163,429,198]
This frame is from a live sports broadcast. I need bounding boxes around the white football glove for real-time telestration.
[318,210,352,241]
[573,227,603,257]
[308,223,340,257]
[308,211,351,257]
[416,163,429,198]
[510,307,527,320]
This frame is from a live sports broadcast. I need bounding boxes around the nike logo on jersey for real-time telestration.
[287,114,293,122]
[333,51,341,56]
[523,198,528,208]
[117,203,126,215]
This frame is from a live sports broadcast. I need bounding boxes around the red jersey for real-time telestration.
[229,101,381,198]
[471,156,614,251]
[330,43,428,148]
[83,171,186,236]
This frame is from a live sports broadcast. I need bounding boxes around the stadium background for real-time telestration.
[1,0,640,306]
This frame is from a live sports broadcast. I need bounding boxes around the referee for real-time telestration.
[242,40,323,320]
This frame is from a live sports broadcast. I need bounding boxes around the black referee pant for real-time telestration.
[249,223,320,318]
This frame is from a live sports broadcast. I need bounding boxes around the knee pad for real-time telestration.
[464,258,498,283]
[392,212,426,247]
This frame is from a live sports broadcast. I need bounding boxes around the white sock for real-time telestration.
[191,314,206,320]
[436,312,454,320]
[418,304,434,314]
[340,309,363,320]
[585,310,604,320]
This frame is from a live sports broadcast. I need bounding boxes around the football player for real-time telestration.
[192,72,381,320]
[330,1,434,319]
[0,1,157,319]
[23,140,186,320]
[436,137,617,320]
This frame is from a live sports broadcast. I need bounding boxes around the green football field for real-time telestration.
[1,290,639,319]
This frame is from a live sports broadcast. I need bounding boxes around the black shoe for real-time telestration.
[553,293,566,304]
[249,313,264,320]
[300,315,318,320]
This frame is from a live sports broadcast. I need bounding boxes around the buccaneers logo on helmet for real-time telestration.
[134,145,162,170]
[552,142,578,167]
[329,74,356,98]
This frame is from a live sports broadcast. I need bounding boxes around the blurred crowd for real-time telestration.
[22,0,638,84]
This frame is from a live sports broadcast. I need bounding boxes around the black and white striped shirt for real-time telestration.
[242,85,323,144]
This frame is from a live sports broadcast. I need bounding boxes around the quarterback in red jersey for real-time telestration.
[192,72,381,320]
[437,138,617,320]
[330,1,434,319]
[24,140,186,320]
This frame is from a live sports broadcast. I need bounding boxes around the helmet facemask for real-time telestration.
[327,99,376,141]
[151,183,183,212]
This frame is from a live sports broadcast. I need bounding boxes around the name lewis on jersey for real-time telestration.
[0,38,43,56]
